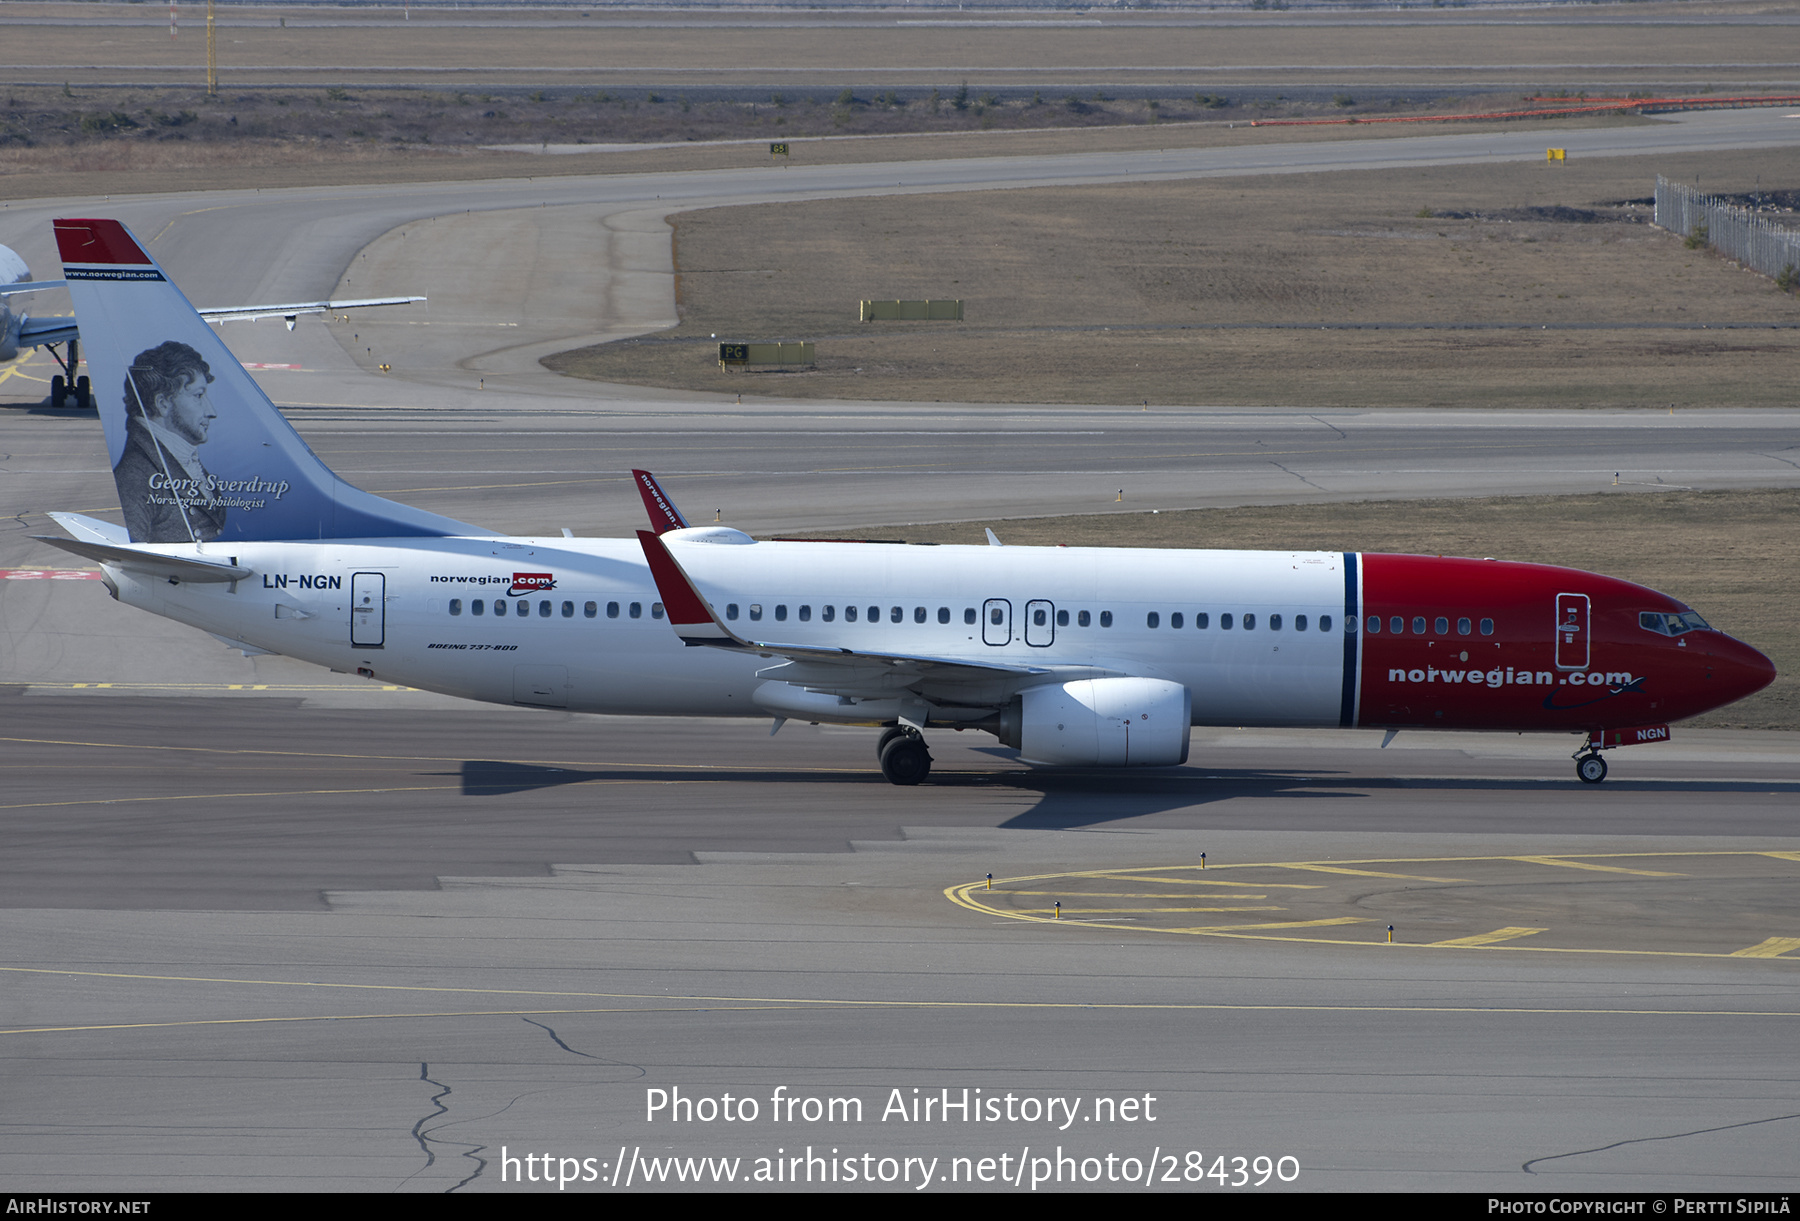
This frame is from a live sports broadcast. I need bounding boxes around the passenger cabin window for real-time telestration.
[869,606,880,623]
[1195,612,1209,629]
[725,603,739,621]
[607,602,620,619]
[472,599,485,617]
[775,605,787,622]
[845,605,858,622]
[914,607,926,624]
[1269,613,1282,631]
[1434,616,1448,635]
[1078,610,1091,627]
[1146,612,1160,629]
[1294,614,1306,631]
[750,604,763,621]
[584,602,597,619]
[1056,610,1069,627]
[938,607,950,624]
[630,602,643,619]
[540,600,552,618]
[1457,617,1471,635]
[1100,611,1113,628]
[891,606,903,624]
[1412,616,1426,635]
[562,601,575,618]
[1391,617,1404,634]
[822,606,835,622]
[1221,613,1233,630]
[1170,612,1183,629]
[1366,616,1379,633]
[1321,615,1333,632]
[449,599,463,616]
[964,608,976,625]
[652,603,665,620]
[798,605,811,622]
[495,600,508,617]
[1243,613,1256,630]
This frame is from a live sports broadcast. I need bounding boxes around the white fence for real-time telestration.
[1655,175,1800,284]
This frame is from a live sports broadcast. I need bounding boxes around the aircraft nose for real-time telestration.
[1710,634,1777,706]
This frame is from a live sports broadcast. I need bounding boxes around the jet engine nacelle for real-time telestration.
[1001,677,1192,767]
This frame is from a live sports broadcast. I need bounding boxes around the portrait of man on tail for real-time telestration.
[112,340,225,543]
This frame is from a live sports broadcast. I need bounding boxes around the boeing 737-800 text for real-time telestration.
[36,218,1775,785]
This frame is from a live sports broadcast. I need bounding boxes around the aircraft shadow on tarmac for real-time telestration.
[458,759,1800,834]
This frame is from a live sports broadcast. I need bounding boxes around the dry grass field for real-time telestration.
[549,146,1800,409]
[785,488,1800,730]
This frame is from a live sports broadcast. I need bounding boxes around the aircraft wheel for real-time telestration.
[74,375,91,409]
[875,726,908,760]
[879,733,931,786]
[50,375,65,407]
[1576,754,1608,785]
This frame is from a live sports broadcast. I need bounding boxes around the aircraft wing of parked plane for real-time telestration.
[1,241,421,408]
[35,217,1778,785]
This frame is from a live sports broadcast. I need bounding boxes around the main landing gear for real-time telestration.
[1574,749,1609,785]
[46,338,91,409]
[877,726,932,786]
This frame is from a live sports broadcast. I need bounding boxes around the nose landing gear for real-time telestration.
[877,726,932,785]
[1574,751,1609,785]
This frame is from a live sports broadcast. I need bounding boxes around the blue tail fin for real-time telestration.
[54,218,481,544]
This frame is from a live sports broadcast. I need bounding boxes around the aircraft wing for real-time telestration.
[199,296,425,328]
[635,527,1112,709]
[0,279,66,296]
[17,315,79,349]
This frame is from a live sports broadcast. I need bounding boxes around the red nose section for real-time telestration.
[1712,634,1778,708]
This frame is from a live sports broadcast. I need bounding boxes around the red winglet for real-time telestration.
[631,469,690,535]
[53,219,153,266]
[636,530,731,640]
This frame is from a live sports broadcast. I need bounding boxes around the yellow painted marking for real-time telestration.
[1168,917,1369,934]
[1760,852,1800,863]
[1431,927,1549,948]
[1730,938,1800,959]
[1087,873,1321,889]
[1014,906,1282,915]
[1273,864,1469,883]
[1001,890,1271,899]
[1509,856,1683,877]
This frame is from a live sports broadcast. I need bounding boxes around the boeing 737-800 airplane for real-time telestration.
[35,218,1776,785]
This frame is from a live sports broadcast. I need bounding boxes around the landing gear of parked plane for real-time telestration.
[1575,751,1609,785]
[47,340,91,409]
[878,727,932,785]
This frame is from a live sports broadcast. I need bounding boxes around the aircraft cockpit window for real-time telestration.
[1640,611,1710,636]
[652,603,665,620]
[449,599,463,616]
[629,602,643,619]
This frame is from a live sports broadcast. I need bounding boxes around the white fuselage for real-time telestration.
[107,536,1354,727]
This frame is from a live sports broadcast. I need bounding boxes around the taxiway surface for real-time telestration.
[2,108,1798,1193]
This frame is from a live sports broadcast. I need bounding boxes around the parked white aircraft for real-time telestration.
[0,241,420,408]
[34,218,1777,784]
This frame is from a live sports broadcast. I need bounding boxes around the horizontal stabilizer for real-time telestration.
[32,534,253,583]
[46,511,129,546]
[0,279,65,296]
